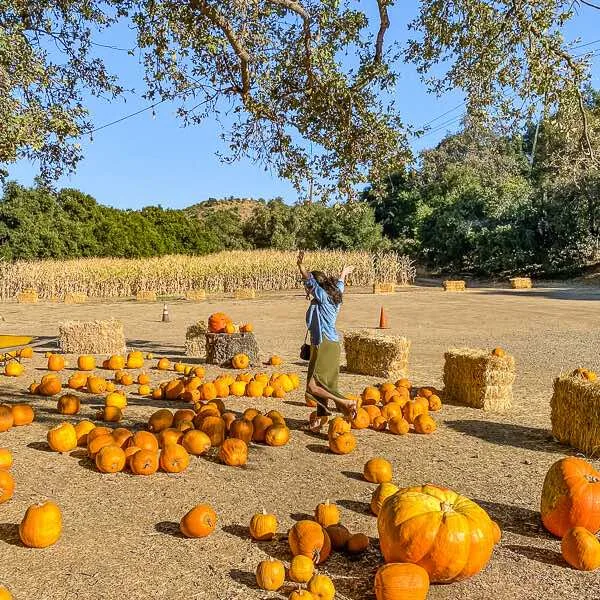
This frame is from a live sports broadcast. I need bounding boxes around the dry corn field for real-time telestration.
[1,284,600,600]
[0,251,416,300]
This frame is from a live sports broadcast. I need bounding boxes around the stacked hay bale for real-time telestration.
[551,369,600,455]
[205,332,260,366]
[16,288,38,303]
[59,319,125,354]
[372,282,396,294]
[509,277,532,289]
[185,290,207,301]
[185,321,208,357]
[135,290,157,301]
[234,288,256,299]
[443,280,466,291]
[343,329,410,380]
[64,292,87,304]
[443,348,515,412]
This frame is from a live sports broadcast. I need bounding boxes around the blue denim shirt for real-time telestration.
[304,275,344,345]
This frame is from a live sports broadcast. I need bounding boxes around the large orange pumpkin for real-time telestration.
[11,403,35,426]
[364,458,393,484]
[377,484,496,582]
[148,409,174,432]
[87,376,107,394]
[47,423,78,453]
[159,444,190,473]
[328,432,356,455]
[0,470,15,504]
[402,397,428,424]
[374,562,430,600]
[265,424,290,447]
[0,406,13,432]
[232,353,250,369]
[288,520,331,564]
[256,558,285,591]
[219,438,248,466]
[351,408,370,430]
[57,394,80,415]
[39,377,62,397]
[74,420,96,447]
[68,371,87,390]
[541,457,600,538]
[129,431,159,452]
[77,355,96,371]
[561,526,600,571]
[129,449,159,475]
[19,500,62,548]
[47,354,65,371]
[252,415,274,443]
[229,418,254,443]
[249,509,278,541]
[200,416,226,446]
[180,503,217,537]
[208,312,232,333]
[95,444,126,473]
[87,434,115,459]
[4,360,24,377]
[371,482,400,516]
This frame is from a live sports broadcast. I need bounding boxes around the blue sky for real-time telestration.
[6,3,600,209]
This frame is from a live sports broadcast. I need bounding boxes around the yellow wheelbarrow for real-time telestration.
[0,335,57,366]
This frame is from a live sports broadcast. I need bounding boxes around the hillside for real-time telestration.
[185,197,268,222]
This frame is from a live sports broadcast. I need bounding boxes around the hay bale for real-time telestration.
[205,332,260,366]
[136,290,157,302]
[185,289,207,302]
[343,329,410,380]
[64,292,87,304]
[551,372,600,455]
[443,280,466,291]
[234,288,256,299]
[443,348,515,412]
[59,319,125,354]
[17,289,38,304]
[185,321,208,357]
[372,282,396,294]
[509,277,532,289]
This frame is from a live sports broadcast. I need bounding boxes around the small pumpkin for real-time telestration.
[182,430,212,455]
[148,409,174,432]
[4,360,24,377]
[97,406,122,423]
[0,470,15,504]
[246,380,264,398]
[232,353,250,369]
[374,563,430,600]
[87,426,113,444]
[347,532,369,554]
[57,394,80,415]
[364,458,393,484]
[381,403,403,421]
[315,499,340,528]
[201,416,226,447]
[219,438,248,466]
[372,416,388,431]
[73,420,95,447]
[107,354,125,370]
[371,482,400,516]
[158,428,183,448]
[229,419,254,443]
[491,347,505,357]
[240,323,253,333]
[289,554,314,583]
[351,408,370,430]
[326,523,351,550]
[362,386,381,406]
[19,500,62,548]
[307,574,335,600]
[129,449,159,475]
[200,382,217,401]
[47,422,78,453]
[328,432,356,455]
[87,375,107,394]
[288,520,331,564]
[414,413,436,434]
[95,444,126,473]
[328,417,351,440]
[0,448,13,470]
[19,345,33,358]
[0,406,14,432]
[388,416,410,435]
[428,394,442,411]
[77,355,96,371]
[249,509,278,541]
[269,355,283,366]
[68,372,87,390]
[0,586,12,600]
[180,503,217,537]
[47,354,65,371]
[157,357,171,370]
[11,403,35,426]
[87,434,115,459]
[252,415,274,443]
[256,558,285,591]
[159,444,190,473]
[402,397,429,424]
[561,526,600,571]
[126,350,144,369]
[112,427,133,448]
[38,377,62,397]
[224,322,236,334]
[265,424,290,447]
[138,373,151,385]
[130,431,159,452]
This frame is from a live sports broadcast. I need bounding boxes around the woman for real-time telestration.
[297,250,358,432]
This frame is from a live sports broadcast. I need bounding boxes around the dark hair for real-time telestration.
[311,270,343,305]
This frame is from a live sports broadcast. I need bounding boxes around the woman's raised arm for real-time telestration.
[297,250,310,280]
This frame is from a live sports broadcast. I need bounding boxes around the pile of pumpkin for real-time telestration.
[2,344,34,377]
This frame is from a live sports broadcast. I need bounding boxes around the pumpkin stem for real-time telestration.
[440,501,454,513]
[586,475,600,483]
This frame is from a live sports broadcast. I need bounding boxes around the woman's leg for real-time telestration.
[307,377,357,417]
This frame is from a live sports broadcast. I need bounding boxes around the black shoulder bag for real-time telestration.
[300,329,311,361]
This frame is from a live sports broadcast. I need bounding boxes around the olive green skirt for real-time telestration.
[305,339,343,416]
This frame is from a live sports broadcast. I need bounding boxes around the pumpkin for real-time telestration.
[148,409,174,432]
[112,427,133,448]
[219,438,248,466]
[68,372,87,390]
[269,355,283,366]
[246,380,264,398]
[0,471,15,504]
[221,411,237,431]
[138,384,151,396]
[276,374,294,393]
[243,408,261,421]
[87,434,115,459]
[208,312,232,333]
[315,499,340,527]
[252,415,273,443]
[351,408,370,430]
[39,377,62,397]
[160,444,190,473]
[307,574,335,600]
[11,403,34,426]
[230,419,254,443]
[364,405,382,423]
[174,362,186,373]
[347,533,370,554]
[364,458,393,484]
[125,431,156,453]
[126,351,144,369]
[157,357,171,370]
[561,526,600,571]
[0,587,12,600]
[106,391,127,409]
[272,384,286,398]
[151,388,164,400]
[491,347,505,357]
[371,483,400,516]
[19,346,33,358]
[402,397,428,424]
[201,416,226,446]
[47,354,65,371]
[57,394,80,415]
[328,417,351,440]
[87,376,107,394]
[265,424,290,447]
[266,409,286,424]
[240,323,253,333]
[173,409,196,427]
[213,379,230,398]
[395,378,411,390]
[120,373,134,386]
[428,394,442,411]
[383,389,402,404]
[381,403,403,421]
[541,457,600,537]
[95,444,126,473]
[87,426,113,444]
[137,373,151,385]
[200,382,217,401]
[288,520,331,564]
[491,520,502,544]
[378,484,496,582]
[158,428,183,448]
[177,420,194,433]
[289,591,314,600]
[326,524,351,550]
[129,449,159,475]
[361,386,381,406]
[180,503,217,537]
[250,509,278,541]
[372,416,388,431]
[4,361,24,377]
[0,448,13,470]
[107,354,125,370]
[47,422,77,453]
[287,554,315,583]
[19,500,62,548]
[328,432,356,455]
[232,353,250,369]
[262,385,274,398]
[414,414,436,434]
[374,563,430,600]
[77,355,95,371]
[0,406,13,432]
[164,379,184,400]
[388,416,410,435]
[256,558,285,591]
[192,366,205,378]
[98,406,122,423]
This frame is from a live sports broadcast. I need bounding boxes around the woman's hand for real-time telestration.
[297,250,310,280]
[297,250,305,266]
[340,265,355,280]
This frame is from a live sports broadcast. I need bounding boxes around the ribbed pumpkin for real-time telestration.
[107,354,125,370]
[4,360,24,377]
[95,444,126,473]
[388,416,410,435]
[364,405,382,423]
[159,444,190,473]
[307,574,335,600]
[402,397,428,424]
[87,434,115,459]
[180,503,217,537]
[129,449,159,475]
[219,438,248,466]
[378,484,496,582]
[381,403,403,421]
[201,416,226,446]
[256,558,285,591]
[182,430,212,455]
[541,457,600,538]
[561,526,600,571]
[243,408,260,421]
[47,422,77,453]
[347,533,370,554]
[315,499,340,527]
[232,353,250,369]
[87,376,107,394]
[327,417,351,440]
[351,408,370,430]
[364,458,393,484]
[68,371,87,390]
[97,406,122,423]
[157,357,171,370]
[372,416,388,431]
[47,354,65,371]
[250,509,278,541]
[289,590,314,600]
[126,351,144,369]
[361,386,381,406]
[158,428,183,448]
[328,432,356,455]
[19,501,62,548]
[57,394,80,415]
[0,471,15,504]
[374,563,430,600]
[11,403,35,426]
[110,427,132,448]
[252,415,274,443]
[428,394,442,411]
[289,554,314,583]
[288,520,331,564]
[414,413,436,434]
[229,418,254,443]
[38,377,62,397]
[371,483,400,516]
[265,424,290,447]
[246,380,264,398]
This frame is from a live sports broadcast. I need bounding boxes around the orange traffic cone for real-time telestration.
[378,306,388,329]
[161,304,171,323]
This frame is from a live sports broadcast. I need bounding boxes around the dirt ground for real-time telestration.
[2,285,600,600]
